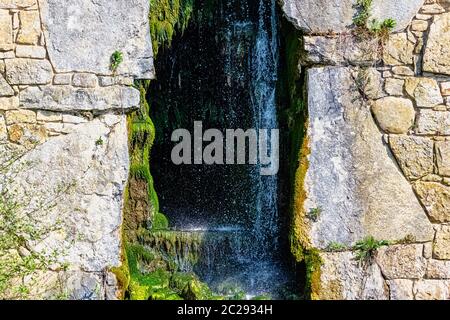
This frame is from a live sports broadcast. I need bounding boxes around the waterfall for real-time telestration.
[149,0,293,298]
[251,0,280,258]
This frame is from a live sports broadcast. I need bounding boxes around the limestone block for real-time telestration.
[415,110,450,135]
[436,141,450,176]
[389,135,434,180]
[40,0,155,78]
[414,182,450,223]
[405,77,443,108]
[423,13,450,76]
[371,97,415,134]
[383,33,415,66]
[319,251,389,300]
[434,225,450,260]
[17,10,41,45]
[376,244,426,280]
[5,58,52,85]
[19,85,139,112]
[0,10,12,44]
[305,67,433,248]
[414,280,450,300]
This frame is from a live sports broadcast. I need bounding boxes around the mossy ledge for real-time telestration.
[113,0,201,300]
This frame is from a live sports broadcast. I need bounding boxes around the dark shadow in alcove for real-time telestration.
[147,0,301,298]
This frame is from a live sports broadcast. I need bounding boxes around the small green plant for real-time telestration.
[353,236,389,265]
[95,137,104,146]
[307,207,322,222]
[326,242,347,252]
[353,0,396,39]
[110,50,123,72]
[353,0,373,27]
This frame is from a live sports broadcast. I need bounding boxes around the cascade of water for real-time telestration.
[251,0,280,259]
[150,0,292,298]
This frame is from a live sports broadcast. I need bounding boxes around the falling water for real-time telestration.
[149,0,292,298]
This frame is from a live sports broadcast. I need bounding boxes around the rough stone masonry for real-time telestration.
[0,0,154,299]
[282,0,450,300]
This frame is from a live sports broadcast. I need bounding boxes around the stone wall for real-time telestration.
[282,0,450,299]
[0,0,153,299]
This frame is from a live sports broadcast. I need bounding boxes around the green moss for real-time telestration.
[353,0,397,39]
[152,212,169,230]
[304,249,323,300]
[149,0,195,57]
[280,18,323,300]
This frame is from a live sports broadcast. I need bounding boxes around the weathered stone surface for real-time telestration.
[305,67,433,248]
[436,141,450,176]
[414,182,450,223]
[405,77,443,107]
[383,33,415,66]
[426,260,450,279]
[36,110,61,122]
[414,280,450,300]
[0,10,12,44]
[421,3,446,14]
[7,122,47,148]
[5,59,52,85]
[0,74,14,96]
[434,226,450,260]
[441,82,450,96]
[387,279,414,300]
[17,10,41,44]
[19,85,139,112]
[411,19,429,32]
[53,74,71,85]
[40,0,155,78]
[362,68,385,99]
[0,96,18,110]
[62,114,88,124]
[15,45,47,59]
[281,0,425,33]
[371,97,415,134]
[5,109,36,124]
[385,78,405,96]
[392,66,415,76]
[389,136,434,180]
[416,110,450,135]
[423,13,450,76]
[302,36,379,66]
[424,242,433,259]
[0,114,6,140]
[99,76,115,87]
[72,73,97,88]
[13,115,129,272]
[376,245,426,280]
[318,251,388,300]
[0,0,36,9]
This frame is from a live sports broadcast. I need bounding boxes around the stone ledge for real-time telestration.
[19,85,140,112]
